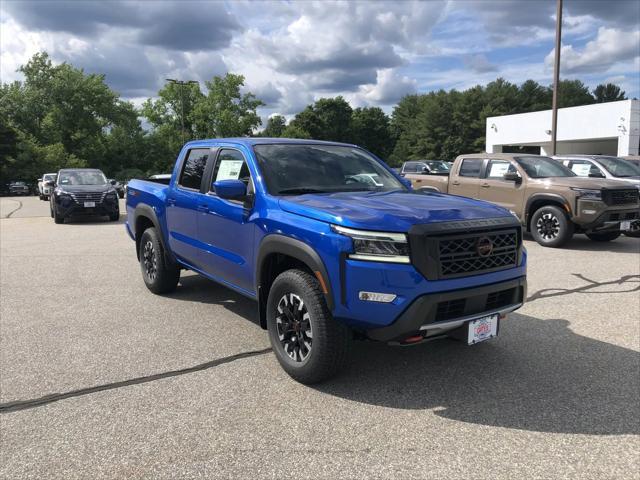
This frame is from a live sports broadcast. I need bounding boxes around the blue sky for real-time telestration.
[1,0,638,121]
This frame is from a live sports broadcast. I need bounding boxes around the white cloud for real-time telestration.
[545,27,640,74]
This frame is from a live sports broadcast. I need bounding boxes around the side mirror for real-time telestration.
[588,172,605,178]
[400,177,413,190]
[503,171,521,183]
[213,179,247,200]
[421,166,430,174]
[110,180,117,185]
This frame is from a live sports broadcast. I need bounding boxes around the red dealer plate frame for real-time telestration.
[467,314,499,345]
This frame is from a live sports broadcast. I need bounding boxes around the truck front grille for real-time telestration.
[603,189,639,206]
[437,230,518,278]
[70,192,105,204]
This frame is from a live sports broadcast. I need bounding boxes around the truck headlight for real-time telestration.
[332,225,410,263]
[570,188,602,200]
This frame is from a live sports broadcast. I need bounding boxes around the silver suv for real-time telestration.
[553,155,640,189]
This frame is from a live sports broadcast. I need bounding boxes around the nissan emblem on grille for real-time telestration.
[476,236,493,257]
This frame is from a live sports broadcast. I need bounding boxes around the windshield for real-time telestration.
[595,157,640,177]
[253,144,405,195]
[43,174,56,181]
[516,156,576,178]
[425,161,450,173]
[58,171,107,186]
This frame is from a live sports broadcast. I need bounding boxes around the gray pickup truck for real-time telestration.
[407,153,640,247]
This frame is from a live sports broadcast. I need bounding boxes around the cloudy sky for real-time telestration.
[1,0,638,120]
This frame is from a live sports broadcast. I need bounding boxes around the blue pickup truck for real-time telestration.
[126,138,527,383]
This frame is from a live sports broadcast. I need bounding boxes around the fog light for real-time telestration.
[359,291,397,303]
[582,209,596,214]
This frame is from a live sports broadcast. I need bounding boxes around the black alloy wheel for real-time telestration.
[530,205,573,247]
[142,239,158,282]
[276,293,313,363]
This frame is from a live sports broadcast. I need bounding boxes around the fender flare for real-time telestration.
[256,234,335,328]
[132,204,176,264]
[525,193,572,228]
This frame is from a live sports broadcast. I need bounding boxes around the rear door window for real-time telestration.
[178,149,209,190]
[459,158,483,177]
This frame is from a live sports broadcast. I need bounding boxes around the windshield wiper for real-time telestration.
[277,187,329,195]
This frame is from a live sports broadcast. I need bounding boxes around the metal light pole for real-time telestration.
[550,0,563,155]
[165,79,199,145]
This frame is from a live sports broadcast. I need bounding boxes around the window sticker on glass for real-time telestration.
[571,164,592,177]
[216,160,245,181]
[489,162,510,177]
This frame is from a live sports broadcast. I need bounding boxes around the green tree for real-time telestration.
[0,52,143,180]
[191,73,264,138]
[593,83,626,103]
[289,96,353,142]
[351,107,392,159]
[556,79,595,108]
[262,114,286,137]
[518,80,552,112]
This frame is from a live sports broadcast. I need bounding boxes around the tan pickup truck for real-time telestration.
[407,153,640,247]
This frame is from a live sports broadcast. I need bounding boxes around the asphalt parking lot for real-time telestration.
[1,195,639,479]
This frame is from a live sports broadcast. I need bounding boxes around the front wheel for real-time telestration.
[53,207,64,224]
[530,205,574,247]
[586,231,620,242]
[109,211,120,221]
[139,227,180,294]
[267,269,350,384]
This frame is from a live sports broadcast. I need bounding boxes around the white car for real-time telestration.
[553,155,640,189]
[39,173,57,200]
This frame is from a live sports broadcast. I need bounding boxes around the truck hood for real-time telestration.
[536,177,637,189]
[278,190,511,232]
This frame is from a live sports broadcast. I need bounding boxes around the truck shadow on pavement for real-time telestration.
[317,314,640,436]
[523,234,640,253]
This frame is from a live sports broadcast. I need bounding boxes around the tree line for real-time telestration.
[0,52,628,183]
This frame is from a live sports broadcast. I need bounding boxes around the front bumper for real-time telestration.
[56,197,119,217]
[366,276,526,342]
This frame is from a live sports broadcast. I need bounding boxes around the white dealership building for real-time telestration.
[485,99,639,157]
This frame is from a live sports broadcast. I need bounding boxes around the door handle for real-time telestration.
[416,179,422,183]
[167,198,176,206]
[451,181,460,186]
[481,183,490,188]
[197,204,209,213]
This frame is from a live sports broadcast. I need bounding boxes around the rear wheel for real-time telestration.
[586,231,620,242]
[267,269,350,384]
[530,205,573,247]
[139,227,180,294]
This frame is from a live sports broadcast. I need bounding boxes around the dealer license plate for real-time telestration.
[467,314,498,345]
[84,201,95,208]
[620,220,631,231]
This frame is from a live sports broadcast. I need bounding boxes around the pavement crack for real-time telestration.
[0,347,272,414]
[3,199,23,218]
[527,273,640,303]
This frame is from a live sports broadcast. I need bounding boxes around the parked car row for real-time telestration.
[401,154,640,247]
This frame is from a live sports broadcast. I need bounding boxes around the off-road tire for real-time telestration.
[586,231,621,242]
[139,227,180,294]
[531,205,574,247]
[267,269,350,384]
